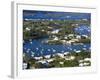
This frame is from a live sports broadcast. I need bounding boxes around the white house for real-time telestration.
[64,52,69,55]
[51,29,59,34]
[53,37,59,40]
[47,59,54,63]
[83,62,90,66]
[82,35,88,38]
[79,60,84,63]
[67,39,79,44]
[37,60,46,64]
[75,50,81,53]
[84,58,91,61]
[65,56,75,60]
[71,39,79,42]
[68,34,74,37]
[34,56,43,60]
[64,35,68,39]
[76,35,81,39]
[44,55,51,59]
[59,62,64,65]
[61,40,66,43]
[79,63,84,67]
[23,62,27,69]
[26,27,31,31]
[57,53,64,58]
[70,56,75,60]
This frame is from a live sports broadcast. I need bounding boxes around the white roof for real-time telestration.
[38,60,46,64]
[79,60,84,63]
[79,63,84,67]
[64,52,69,55]
[34,57,43,60]
[51,29,59,34]
[75,50,81,53]
[57,53,64,58]
[83,62,90,66]
[84,58,91,61]
[53,37,59,40]
[47,59,54,62]
[59,62,64,64]
[68,34,74,36]
[44,55,51,59]
[26,27,30,31]
[70,56,75,60]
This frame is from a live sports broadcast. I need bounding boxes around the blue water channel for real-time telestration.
[23,25,91,57]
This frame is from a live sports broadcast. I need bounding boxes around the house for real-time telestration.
[79,60,84,63]
[68,34,74,37]
[44,55,51,59]
[70,56,75,60]
[64,52,69,55]
[78,58,91,66]
[23,62,27,69]
[51,29,59,34]
[26,27,31,31]
[84,58,91,61]
[53,37,59,40]
[76,35,81,39]
[57,53,64,58]
[34,56,43,60]
[59,62,64,65]
[47,59,54,63]
[61,40,66,43]
[65,56,75,60]
[83,62,90,66]
[79,63,84,67]
[82,35,88,39]
[64,35,68,39]
[61,40,67,44]
[37,60,46,64]
[75,50,81,53]
[72,39,79,42]
[66,39,77,44]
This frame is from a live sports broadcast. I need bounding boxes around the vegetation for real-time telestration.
[23,51,91,69]
[78,39,91,43]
